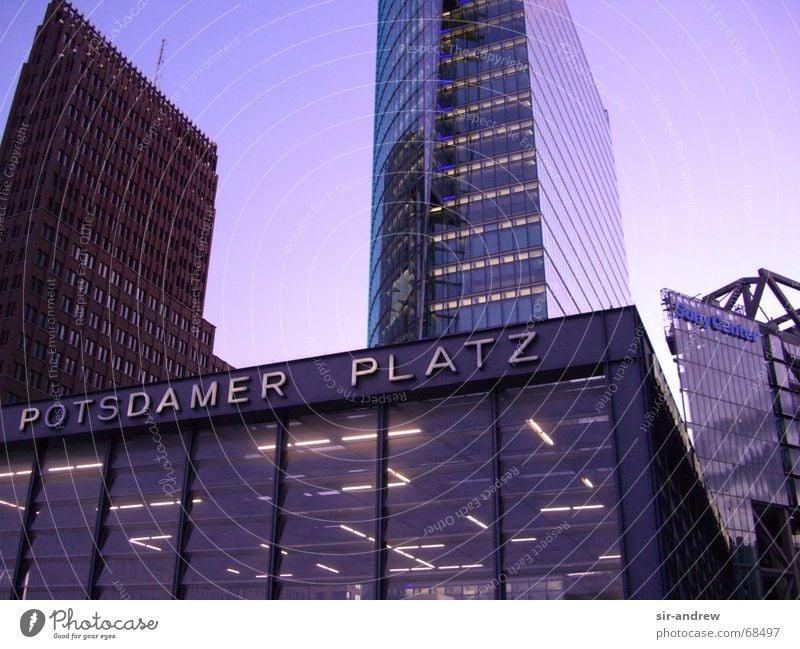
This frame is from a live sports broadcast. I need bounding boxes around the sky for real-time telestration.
[0,0,798,392]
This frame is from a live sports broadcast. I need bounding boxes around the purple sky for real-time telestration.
[1,1,798,393]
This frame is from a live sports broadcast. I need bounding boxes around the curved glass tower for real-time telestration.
[368,0,631,346]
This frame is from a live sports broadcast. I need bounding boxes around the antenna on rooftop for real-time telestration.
[154,38,167,86]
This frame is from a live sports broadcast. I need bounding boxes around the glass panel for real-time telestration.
[21,438,105,599]
[278,409,377,600]
[498,379,624,599]
[0,447,33,599]
[97,430,189,599]
[385,394,495,599]
[182,422,275,599]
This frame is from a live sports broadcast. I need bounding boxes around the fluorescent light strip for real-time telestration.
[581,477,594,488]
[388,428,421,437]
[461,564,483,569]
[341,433,377,441]
[130,535,171,542]
[0,499,24,510]
[599,554,621,560]
[280,573,293,577]
[76,463,102,469]
[510,536,537,542]
[540,504,605,513]
[342,484,372,491]
[439,565,460,570]
[226,568,240,574]
[387,482,407,488]
[48,465,75,472]
[387,468,411,484]
[258,439,331,451]
[466,515,488,529]
[340,524,367,539]
[567,571,603,577]
[526,419,555,446]
[129,540,161,551]
[316,563,339,574]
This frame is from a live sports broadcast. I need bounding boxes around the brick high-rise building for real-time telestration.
[0,0,228,404]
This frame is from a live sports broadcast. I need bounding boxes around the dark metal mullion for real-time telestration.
[170,426,197,599]
[11,437,47,600]
[266,414,287,600]
[374,404,388,600]
[489,388,506,599]
[86,434,115,599]
[602,315,632,599]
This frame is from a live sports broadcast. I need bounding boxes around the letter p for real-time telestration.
[351,357,378,387]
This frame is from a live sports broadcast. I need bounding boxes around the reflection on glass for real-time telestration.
[0,447,33,599]
[385,395,496,599]
[183,423,275,599]
[499,380,623,599]
[278,410,377,600]
[96,430,188,599]
[22,438,105,599]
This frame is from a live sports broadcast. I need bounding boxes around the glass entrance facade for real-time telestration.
[1,307,733,599]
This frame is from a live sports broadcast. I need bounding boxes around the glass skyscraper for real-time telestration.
[368,0,631,345]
